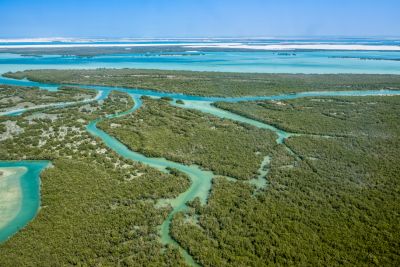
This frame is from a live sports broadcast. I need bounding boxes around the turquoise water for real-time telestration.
[1,51,400,74]
[173,100,295,143]
[0,161,49,243]
[0,38,398,46]
[3,86,399,264]
[1,47,400,264]
[1,73,399,104]
[0,90,105,116]
[86,96,210,266]
[249,156,271,190]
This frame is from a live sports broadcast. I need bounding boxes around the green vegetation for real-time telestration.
[215,96,400,136]
[170,96,400,266]
[5,69,400,97]
[0,84,96,112]
[98,97,275,180]
[1,79,399,266]
[0,46,207,57]
[0,46,294,57]
[0,89,189,266]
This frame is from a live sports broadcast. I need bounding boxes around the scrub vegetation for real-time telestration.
[170,96,400,266]
[0,84,96,113]
[214,96,400,136]
[98,97,276,180]
[5,69,400,97]
[0,88,188,266]
[0,80,399,266]
[0,46,266,57]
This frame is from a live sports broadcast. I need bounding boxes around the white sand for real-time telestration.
[0,41,399,51]
[0,167,27,229]
[184,43,400,51]
[0,43,202,49]
[0,37,215,43]
[0,168,19,178]
[0,37,79,43]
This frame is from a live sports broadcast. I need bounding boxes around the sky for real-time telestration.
[0,0,399,38]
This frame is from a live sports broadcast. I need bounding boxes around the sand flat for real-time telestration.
[0,167,27,229]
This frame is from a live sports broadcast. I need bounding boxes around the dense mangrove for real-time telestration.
[5,69,400,97]
[1,69,400,266]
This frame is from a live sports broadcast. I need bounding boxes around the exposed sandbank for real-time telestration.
[185,43,400,51]
[0,167,27,229]
[0,43,399,51]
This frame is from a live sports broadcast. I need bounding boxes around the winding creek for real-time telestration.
[87,96,212,266]
[1,74,400,265]
[0,90,105,116]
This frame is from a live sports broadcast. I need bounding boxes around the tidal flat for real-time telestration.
[0,167,26,229]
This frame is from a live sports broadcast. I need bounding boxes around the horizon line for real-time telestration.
[1,36,400,41]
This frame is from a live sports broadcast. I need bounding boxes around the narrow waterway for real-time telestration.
[86,95,211,266]
[0,90,105,116]
[2,75,400,265]
[172,100,295,143]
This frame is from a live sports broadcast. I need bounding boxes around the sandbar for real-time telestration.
[0,167,27,229]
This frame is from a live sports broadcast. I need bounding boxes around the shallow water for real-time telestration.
[86,96,210,266]
[0,161,49,243]
[1,51,400,74]
[0,90,105,116]
[0,167,26,229]
[1,49,400,264]
[172,100,293,143]
[1,73,399,104]
[248,156,271,190]
[2,72,400,263]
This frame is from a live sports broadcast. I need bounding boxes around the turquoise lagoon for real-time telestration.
[1,50,400,74]
[0,161,49,243]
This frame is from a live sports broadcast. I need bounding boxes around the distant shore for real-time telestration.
[0,43,399,51]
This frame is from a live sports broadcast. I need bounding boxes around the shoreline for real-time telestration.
[0,166,26,179]
[184,43,400,51]
[0,167,27,229]
[0,43,399,51]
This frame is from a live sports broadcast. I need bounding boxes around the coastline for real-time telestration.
[0,43,399,51]
[184,43,400,51]
[0,167,26,178]
[0,161,49,243]
[0,167,27,229]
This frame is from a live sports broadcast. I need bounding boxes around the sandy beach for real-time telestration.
[0,42,399,51]
[184,43,400,51]
[0,168,17,178]
[0,167,27,229]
